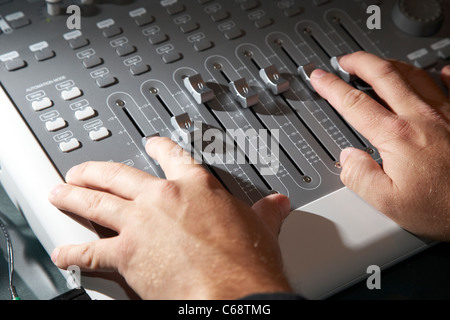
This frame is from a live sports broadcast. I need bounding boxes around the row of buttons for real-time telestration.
[64,30,120,88]
[0,10,31,34]
[407,39,450,69]
[30,85,110,153]
[1,40,57,72]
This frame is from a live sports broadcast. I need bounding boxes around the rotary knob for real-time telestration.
[392,0,444,37]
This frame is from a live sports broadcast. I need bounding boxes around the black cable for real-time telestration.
[0,217,20,300]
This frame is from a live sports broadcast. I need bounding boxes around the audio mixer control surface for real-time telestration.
[0,0,448,299]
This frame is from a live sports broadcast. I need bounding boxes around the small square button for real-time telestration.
[34,49,55,62]
[116,44,136,57]
[96,76,118,88]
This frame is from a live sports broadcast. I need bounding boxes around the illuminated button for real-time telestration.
[59,138,81,153]
[229,78,259,108]
[75,107,96,121]
[32,97,53,111]
[61,87,82,101]
[45,117,66,132]
[89,127,110,141]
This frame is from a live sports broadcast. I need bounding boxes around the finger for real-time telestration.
[51,238,119,271]
[339,148,393,210]
[251,194,291,238]
[65,161,154,200]
[390,60,448,105]
[49,184,128,231]
[311,69,397,145]
[337,51,426,115]
[442,65,450,97]
[145,136,204,180]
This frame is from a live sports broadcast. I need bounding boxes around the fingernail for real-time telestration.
[142,134,161,148]
[49,184,64,199]
[65,165,79,181]
[340,148,355,167]
[277,195,291,215]
[51,248,60,264]
[311,69,328,79]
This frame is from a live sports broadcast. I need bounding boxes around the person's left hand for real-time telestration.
[49,137,292,300]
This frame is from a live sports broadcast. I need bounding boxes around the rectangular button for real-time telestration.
[69,37,89,49]
[46,117,67,132]
[162,52,182,64]
[148,32,168,45]
[130,63,150,76]
[135,13,154,26]
[83,56,103,69]
[4,59,26,71]
[34,49,55,62]
[224,28,243,40]
[75,107,96,121]
[32,97,53,111]
[89,127,110,141]
[194,40,213,52]
[61,87,82,101]
[116,44,136,57]
[96,76,117,88]
[103,26,122,38]
[59,138,81,153]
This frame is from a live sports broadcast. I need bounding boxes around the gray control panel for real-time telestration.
[0,0,449,209]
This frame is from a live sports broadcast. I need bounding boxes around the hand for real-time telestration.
[49,137,292,299]
[311,52,450,241]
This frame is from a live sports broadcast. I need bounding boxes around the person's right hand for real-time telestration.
[310,52,450,241]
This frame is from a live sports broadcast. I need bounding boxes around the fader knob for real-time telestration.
[392,0,444,37]
[46,0,62,16]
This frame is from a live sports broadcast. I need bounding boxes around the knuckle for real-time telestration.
[101,162,127,186]
[85,192,104,216]
[375,60,398,80]
[342,88,369,111]
[383,116,412,140]
[191,169,220,188]
[157,180,181,200]
[80,243,99,270]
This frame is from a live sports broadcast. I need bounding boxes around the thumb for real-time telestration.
[442,65,450,98]
[251,194,291,238]
[340,148,392,206]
